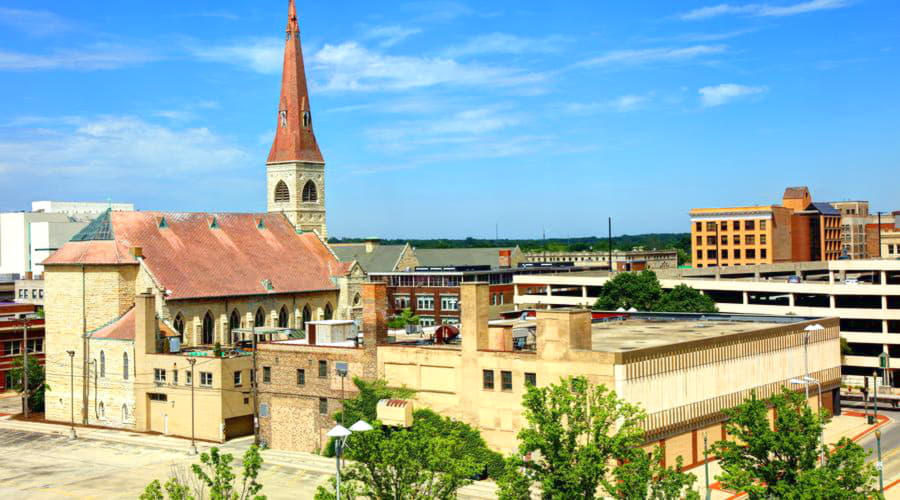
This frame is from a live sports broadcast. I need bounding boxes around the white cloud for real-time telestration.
[564,94,651,114]
[0,116,248,177]
[0,44,157,71]
[442,33,570,57]
[680,0,850,20]
[0,7,72,37]
[190,37,283,74]
[311,42,546,92]
[698,83,768,107]
[578,45,726,67]
[362,25,422,48]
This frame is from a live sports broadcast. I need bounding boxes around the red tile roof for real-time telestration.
[783,186,810,199]
[90,307,135,340]
[266,0,324,164]
[46,211,342,300]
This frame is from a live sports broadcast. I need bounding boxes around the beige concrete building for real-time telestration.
[831,201,869,259]
[523,248,678,270]
[41,210,347,441]
[376,283,840,464]
[514,259,900,385]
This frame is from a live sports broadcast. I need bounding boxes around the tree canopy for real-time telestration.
[387,308,419,329]
[141,445,266,500]
[498,375,697,499]
[8,355,47,412]
[713,388,880,499]
[593,271,717,313]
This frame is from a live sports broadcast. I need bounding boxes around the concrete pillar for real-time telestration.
[754,270,761,282]
[789,293,795,308]
[884,320,889,334]
[546,285,552,297]
[829,295,836,309]
[829,271,835,285]
[882,271,888,285]
[743,291,748,305]
[461,283,490,353]
[883,295,888,310]
[582,286,588,298]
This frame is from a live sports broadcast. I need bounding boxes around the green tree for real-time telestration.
[141,445,266,500]
[713,389,880,499]
[593,270,663,311]
[328,411,485,499]
[8,354,48,412]
[498,376,697,499]
[653,284,717,313]
[324,378,414,457]
[387,308,420,329]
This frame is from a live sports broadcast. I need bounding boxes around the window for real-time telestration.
[760,234,767,245]
[173,369,179,384]
[263,366,271,383]
[122,404,129,421]
[734,249,741,259]
[185,369,192,385]
[200,372,213,387]
[154,369,166,383]
[416,295,434,310]
[483,370,495,390]
[123,352,129,380]
[149,393,167,402]
[260,403,269,417]
[501,371,512,391]
[229,310,241,342]
[441,317,460,325]
[99,401,105,419]
[301,305,311,330]
[297,369,305,385]
[319,397,328,415]
[173,314,185,336]
[319,360,328,378]
[720,221,727,230]
[27,339,43,353]
[695,236,701,245]
[695,222,701,231]
[760,220,767,230]
[720,235,728,245]
[255,308,265,327]
[744,220,755,230]
[733,235,740,245]
[745,235,755,245]
[302,181,318,203]
[707,250,717,259]
[525,373,536,386]
[324,303,333,320]
[761,248,768,259]
[706,236,716,245]
[279,109,287,127]
[746,249,757,259]
[721,250,729,259]
[38,289,43,299]
[31,289,37,298]
[234,371,243,387]
[440,295,459,311]
[202,312,214,344]
[419,316,435,327]
[394,295,410,310]
[274,180,290,202]
[278,307,288,328]
[302,111,311,129]
[696,250,702,259]
[732,221,739,230]
[706,222,716,231]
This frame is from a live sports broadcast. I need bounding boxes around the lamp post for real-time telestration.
[66,350,77,440]
[703,432,711,500]
[873,370,879,425]
[792,376,824,463]
[802,324,824,402]
[327,420,373,500]
[188,358,197,455]
[876,429,884,493]
[22,316,29,419]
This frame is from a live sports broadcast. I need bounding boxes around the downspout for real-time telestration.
[82,265,89,424]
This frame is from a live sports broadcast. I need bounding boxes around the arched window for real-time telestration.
[302,111,311,129]
[278,306,289,328]
[302,181,318,203]
[353,293,361,306]
[99,401,105,419]
[174,314,185,336]
[255,308,265,327]
[301,305,311,330]
[99,351,106,378]
[123,352,129,380]
[122,404,128,421]
[324,303,333,320]
[229,309,241,343]
[202,312,214,345]
[274,181,290,202]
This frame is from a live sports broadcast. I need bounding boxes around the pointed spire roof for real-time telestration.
[267,0,324,164]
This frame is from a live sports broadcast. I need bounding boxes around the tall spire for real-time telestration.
[267,0,324,164]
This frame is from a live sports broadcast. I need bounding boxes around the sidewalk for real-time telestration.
[699,411,895,499]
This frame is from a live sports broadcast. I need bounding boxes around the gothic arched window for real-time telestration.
[302,181,318,203]
[274,181,290,202]
[229,309,241,342]
[174,314,185,336]
[278,306,289,328]
[255,307,266,328]
[302,111,311,129]
[301,305,311,330]
[202,312,214,345]
[324,303,333,320]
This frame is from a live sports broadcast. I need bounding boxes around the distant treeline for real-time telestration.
[330,234,692,262]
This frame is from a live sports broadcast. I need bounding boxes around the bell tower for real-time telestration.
[266,0,327,238]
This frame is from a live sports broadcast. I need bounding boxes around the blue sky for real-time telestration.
[1,0,898,239]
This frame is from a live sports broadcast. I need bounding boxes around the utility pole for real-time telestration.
[189,358,197,455]
[22,318,29,418]
[703,432,710,500]
[66,350,77,440]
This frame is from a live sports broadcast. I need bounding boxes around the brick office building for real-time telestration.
[0,303,44,392]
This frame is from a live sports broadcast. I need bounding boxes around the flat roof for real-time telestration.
[590,317,785,353]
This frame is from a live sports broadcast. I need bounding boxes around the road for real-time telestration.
[843,401,900,486]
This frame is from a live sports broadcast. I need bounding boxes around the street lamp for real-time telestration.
[802,324,825,402]
[876,429,884,493]
[66,350,77,440]
[791,376,824,463]
[328,420,373,500]
[703,432,711,500]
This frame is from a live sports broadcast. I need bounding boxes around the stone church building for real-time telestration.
[41,0,348,441]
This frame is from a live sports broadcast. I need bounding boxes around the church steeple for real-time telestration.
[266,0,327,238]
[267,0,324,165]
